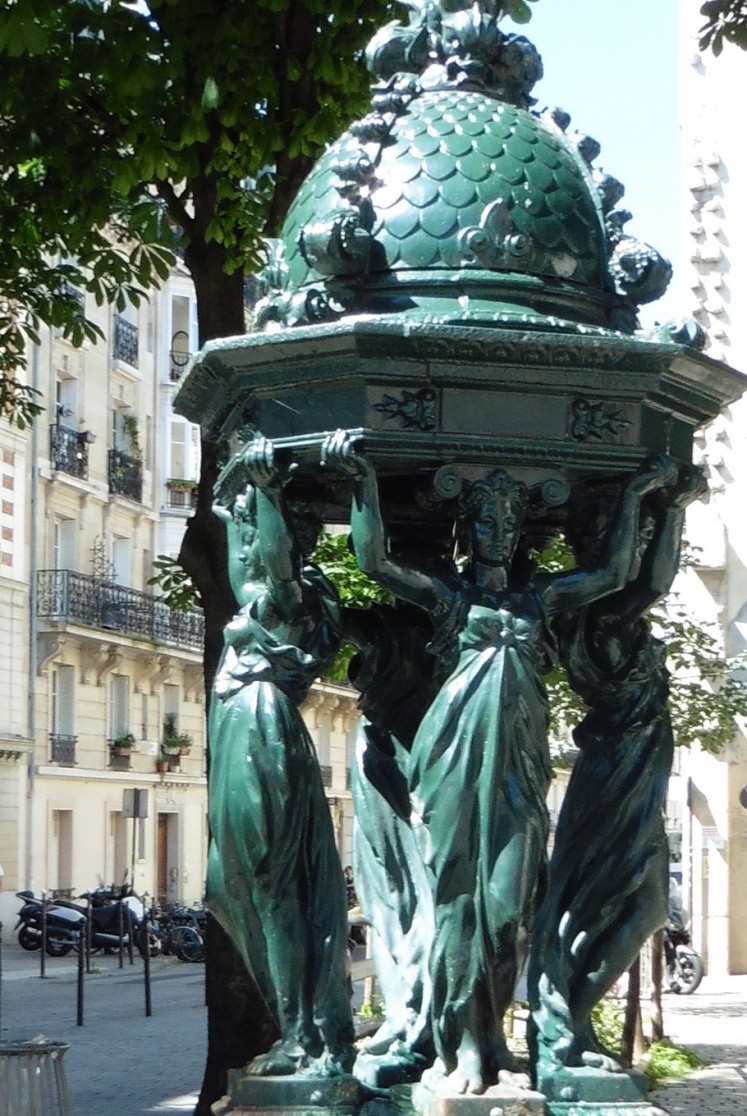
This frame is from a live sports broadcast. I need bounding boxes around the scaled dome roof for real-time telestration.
[256,2,671,336]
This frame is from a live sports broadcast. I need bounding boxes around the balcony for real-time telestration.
[108,449,142,502]
[37,569,205,652]
[113,314,139,367]
[166,481,198,511]
[50,423,90,480]
[50,733,77,766]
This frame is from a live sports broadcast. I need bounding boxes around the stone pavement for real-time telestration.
[651,974,747,1115]
[1,928,746,1116]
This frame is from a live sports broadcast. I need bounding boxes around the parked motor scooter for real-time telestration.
[15,891,85,957]
[663,908,704,994]
[64,883,161,958]
[16,884,160,958]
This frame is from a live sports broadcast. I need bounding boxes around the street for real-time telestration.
[1,932,747,1116]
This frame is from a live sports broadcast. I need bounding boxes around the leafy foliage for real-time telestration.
[648,1039,704,1087]
[0,0,406,407]
[148,555,201,612]
[312,531,392,608]
[590,994,625,1055]
[534,536,747,757]
[700,1,747,54]
[313,530,392,682]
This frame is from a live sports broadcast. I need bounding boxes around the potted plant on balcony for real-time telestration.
[111,732,136,756]
[161,714,192,758]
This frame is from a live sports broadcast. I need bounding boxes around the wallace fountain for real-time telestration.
[174,4,746,1115]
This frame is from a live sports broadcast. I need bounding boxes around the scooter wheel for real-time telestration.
[669,946,704,994]
[18,926,41,951]
[45,938,73,957]
[137,928,162,959]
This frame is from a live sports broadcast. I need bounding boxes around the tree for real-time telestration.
[1,2,402,1109]
[699,1,747,54]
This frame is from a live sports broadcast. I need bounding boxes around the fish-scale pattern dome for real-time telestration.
[280,88,609,303]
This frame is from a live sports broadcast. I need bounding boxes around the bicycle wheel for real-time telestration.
[172,925,205,963]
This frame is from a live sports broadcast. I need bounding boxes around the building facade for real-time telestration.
[674,10,747,975]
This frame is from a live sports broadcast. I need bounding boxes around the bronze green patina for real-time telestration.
[528,468,706,1104]
[173,4,747,1116]
[206,436,355,1081]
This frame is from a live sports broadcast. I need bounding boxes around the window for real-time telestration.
[55,376,78,426]
[163,682,180,726]
[110,674,130,739]
[111,536,131,587]
[169,419,188,478]
[51,665,75,736]
[53,518,76,571]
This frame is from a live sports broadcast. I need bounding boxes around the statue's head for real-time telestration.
[287,497,324,560]
[458,468,528,567]
[233,487,263,578]
[567,488,656,576]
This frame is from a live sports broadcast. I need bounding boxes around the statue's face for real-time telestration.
[470,498,520,567]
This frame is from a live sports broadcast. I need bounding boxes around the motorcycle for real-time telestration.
[16,885,161,959]
[15,891,85,956]
[664,911,704,994]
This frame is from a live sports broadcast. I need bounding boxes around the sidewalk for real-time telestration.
[1,931,746,1116]
[0,935,205,1115]
[651,974,747,1115]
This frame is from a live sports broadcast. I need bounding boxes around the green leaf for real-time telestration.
[202,76,220,110]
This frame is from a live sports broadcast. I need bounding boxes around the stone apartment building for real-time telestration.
[0,257,360,928]
[670,9,747,975]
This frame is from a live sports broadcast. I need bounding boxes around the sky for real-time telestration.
[515,0,681,325]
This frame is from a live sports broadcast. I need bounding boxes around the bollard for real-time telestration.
[40,894,47,980]
[143,903,152,1018]
[118,901,124,969]
[127,906,135,966]
[85,897,92,974]
[76,919,85,1027]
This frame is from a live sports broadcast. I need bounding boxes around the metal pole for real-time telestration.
[76,919,85,1026]
[131,814,137,896]
[118,901,125,969]
[86,897,92,974]
[143,902,152,1018]
[127,905,134,965]
[40,892,47,979]
[0,920,4,1033]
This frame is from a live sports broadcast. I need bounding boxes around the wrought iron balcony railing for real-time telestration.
[50,423,89,480]
[108,449,143,502]
[113,314,139,367]
[37,569,205,651]
[165,482,198,510]
[50,733,77,766]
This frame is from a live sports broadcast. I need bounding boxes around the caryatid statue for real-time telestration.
[207,435,354,1079]
[323,431,678,1095]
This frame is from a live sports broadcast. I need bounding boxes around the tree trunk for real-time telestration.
[178,242,280,1115]
[650,929,665,1043]
[621,955,646,1067]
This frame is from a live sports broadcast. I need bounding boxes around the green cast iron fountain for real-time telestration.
[175,5,746,1116]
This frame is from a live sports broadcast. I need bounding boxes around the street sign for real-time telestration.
[122,788,149,819]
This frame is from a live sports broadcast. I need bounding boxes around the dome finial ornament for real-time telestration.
[367,0,542,107]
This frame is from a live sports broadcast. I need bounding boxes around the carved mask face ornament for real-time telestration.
[470,497,520,567]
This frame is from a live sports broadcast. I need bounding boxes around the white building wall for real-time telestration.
[678,11,747,973]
